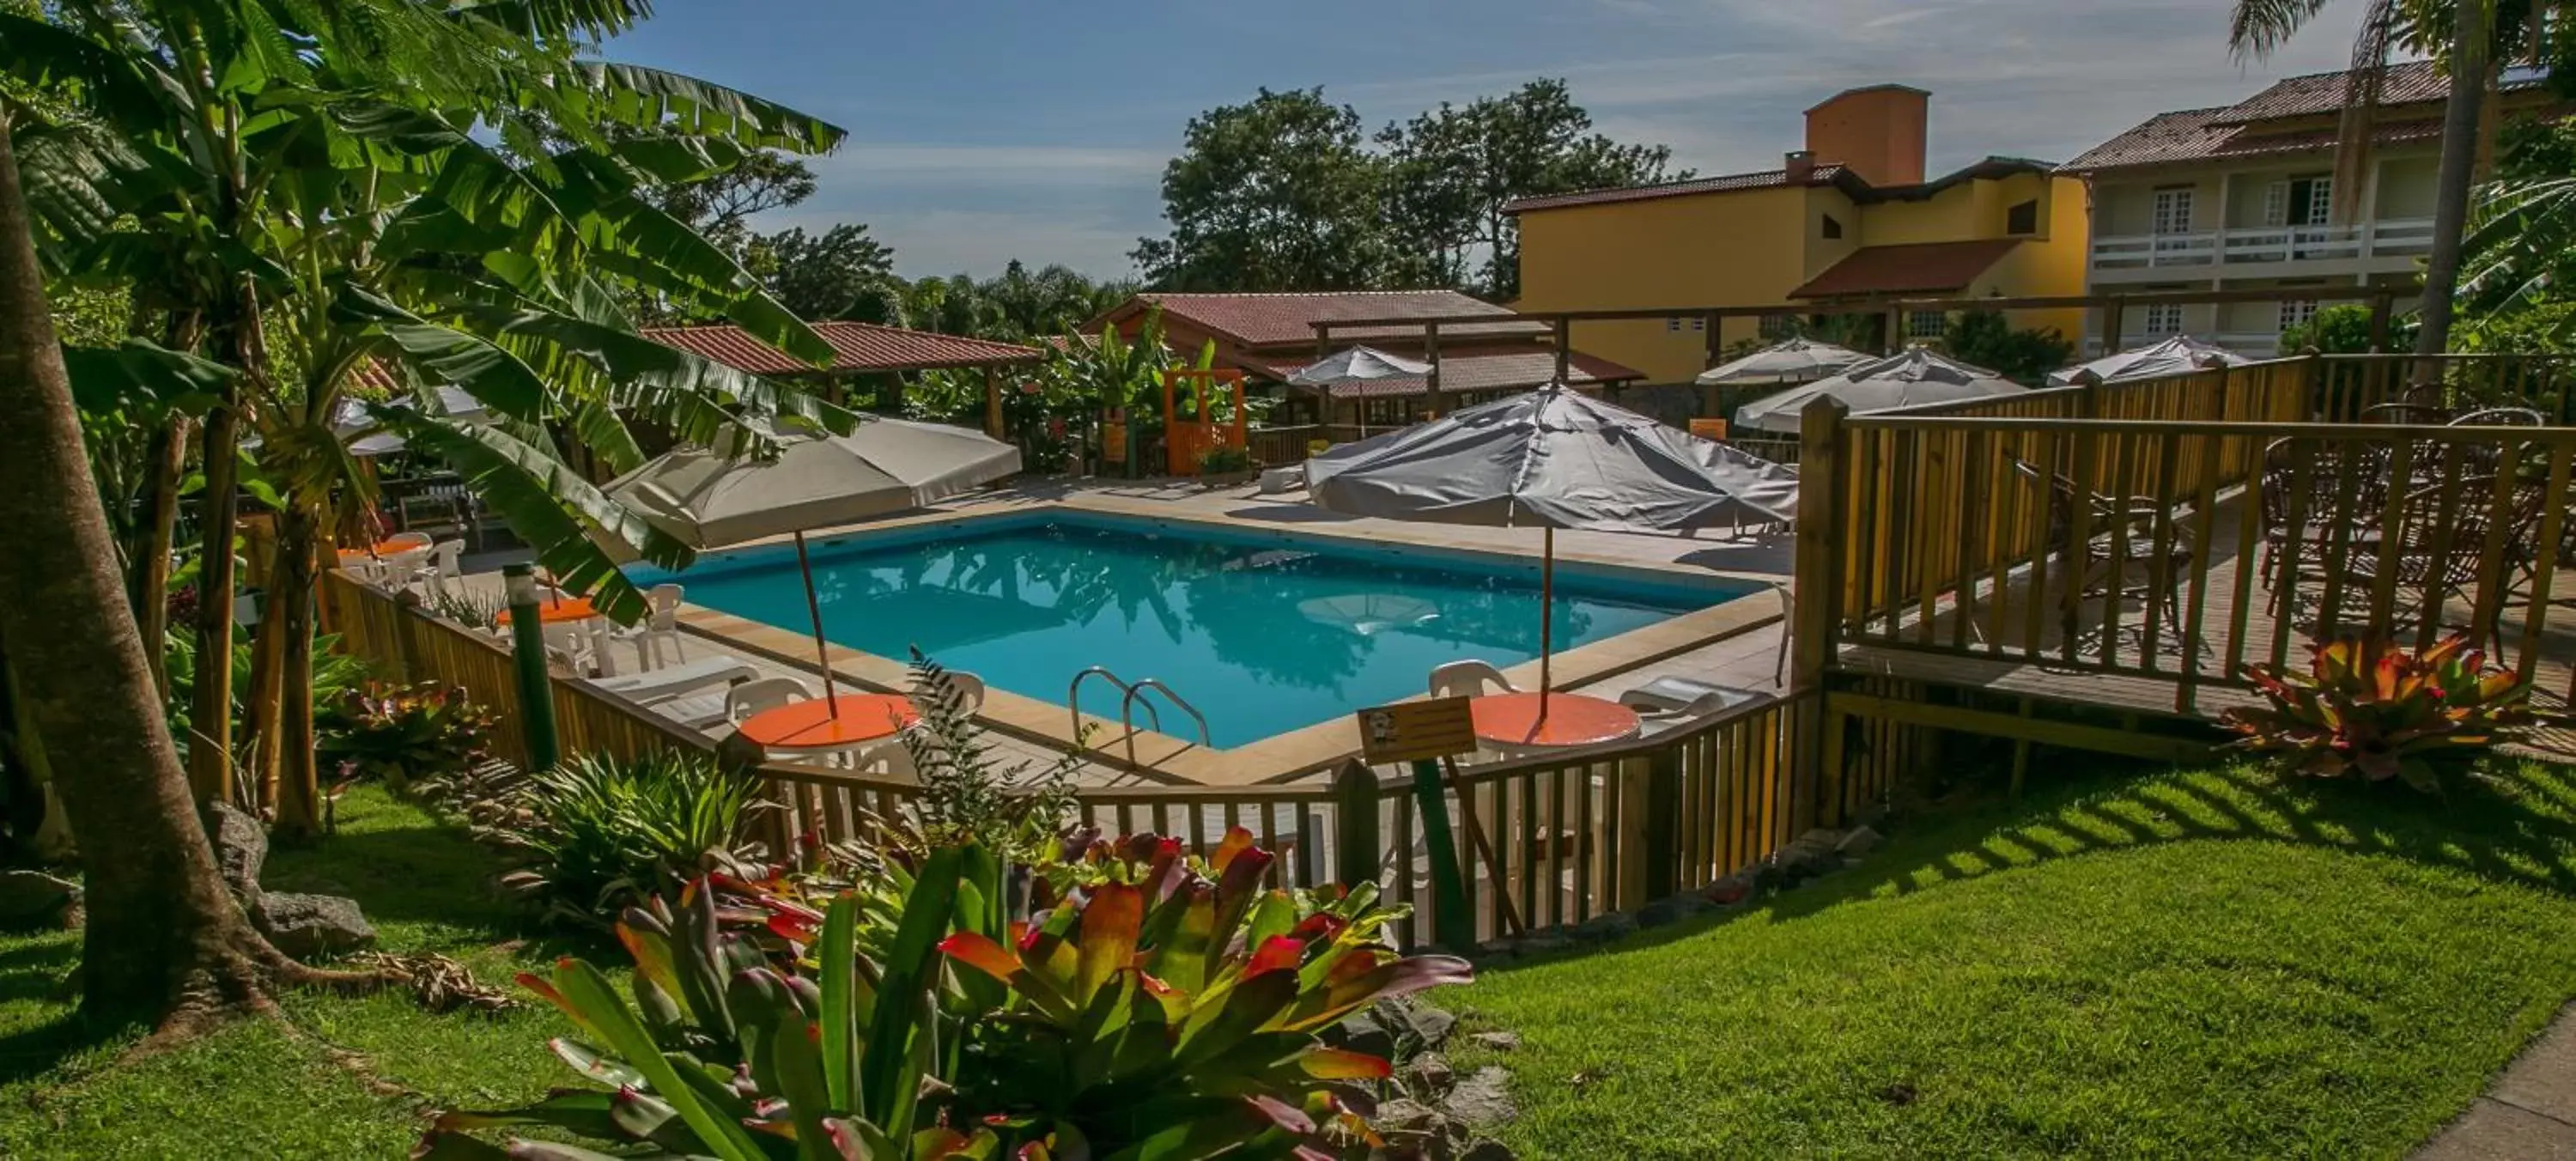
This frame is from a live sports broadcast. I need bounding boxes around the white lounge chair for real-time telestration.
[587,657,759,711]
[1617,678,1773,738]
[611,583,687,670]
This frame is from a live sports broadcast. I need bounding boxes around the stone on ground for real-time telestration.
[253,891,377,959]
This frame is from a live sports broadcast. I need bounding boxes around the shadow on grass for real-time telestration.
[1490,759,2576,971]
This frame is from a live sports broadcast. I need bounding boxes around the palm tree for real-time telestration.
[8,0,853,826]
[2229,0,2497,360]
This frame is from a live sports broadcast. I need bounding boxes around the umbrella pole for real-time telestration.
[1538,526,1553,727]
[794,531,840,717]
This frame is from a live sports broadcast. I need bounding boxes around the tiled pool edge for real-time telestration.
[671,496,1783,786]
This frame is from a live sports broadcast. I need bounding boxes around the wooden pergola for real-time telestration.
[641,321,1047,437]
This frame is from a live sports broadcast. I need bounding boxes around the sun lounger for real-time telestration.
[586,657,759,707]
[1618,678,1772,737]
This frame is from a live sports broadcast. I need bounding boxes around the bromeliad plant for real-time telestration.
[495,751,775,925]
[314,681,497,791]
[421,831,1472,1158]
[2223,633,2532,791]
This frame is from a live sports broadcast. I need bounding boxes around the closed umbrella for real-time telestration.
[2047,335,2255,386]
[1695,337,1873,386]
[1307,383,1796,717]
[605,416,1021,714]
[1735,347,2023,434]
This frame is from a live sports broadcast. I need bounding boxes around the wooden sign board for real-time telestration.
[1356,696,1476,764]
[1689,418,1728,441]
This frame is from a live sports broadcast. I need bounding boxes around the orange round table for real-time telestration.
[337,541,418,560]
[738,694,920,753]
[1470,691,1641,752]
[496,597,601,625]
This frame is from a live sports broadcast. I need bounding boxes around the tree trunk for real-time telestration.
[0,108,311,1030]
[185,321,248,804]
[129,414,191,696]
[267,504,323,840]
[2412,1,2492,375]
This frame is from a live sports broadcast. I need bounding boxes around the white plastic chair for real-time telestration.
[413,540,465,598]
[909,669,985,719]
[616,584,686,670]
[1427,660,1517,700]
[726,676,815,724]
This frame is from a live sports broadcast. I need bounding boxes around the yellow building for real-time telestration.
[1507,84,2091,387]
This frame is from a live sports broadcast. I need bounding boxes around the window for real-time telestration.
[1667,316,1681,332]
[1665,315,1706,334]
[2263,176,2333,228]
[2151,187,2194,234]
[2278,298,2318,331]
[1905,310,1947,340]
[1821,214,1844,240]
[2142,303,2184,336]
[1358,395,1413,427]
[2006,198,2039,235]
[1759,313,1797,339]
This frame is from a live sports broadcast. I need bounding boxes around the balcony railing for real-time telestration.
[2090,217,2435,270]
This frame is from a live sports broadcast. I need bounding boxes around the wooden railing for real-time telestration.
[1802,378,2576,715]
[2314,353,2576,423]
[1247,425,1324,466]
[318,569,1837,947]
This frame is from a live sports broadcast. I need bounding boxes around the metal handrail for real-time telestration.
[1118,679,1212,765]
[1069,666,1160,743]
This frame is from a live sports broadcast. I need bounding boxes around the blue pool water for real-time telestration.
[630,514,1751,747]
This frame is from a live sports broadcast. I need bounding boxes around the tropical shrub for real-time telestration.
[163,629,370,764]
[1941,309,2074,384]
[495,751,774,924]
[900,650,1079,855]
[2222,634,2530,790]
[420,586,507,633]
[422,834,1471,1158]
[1199,443,1255,474]
[314,681,497,791]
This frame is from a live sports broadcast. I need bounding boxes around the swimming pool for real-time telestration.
[631,512,1755,748]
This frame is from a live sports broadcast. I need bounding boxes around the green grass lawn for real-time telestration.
[0,786,602,1158]
[1443,761,2576,1159]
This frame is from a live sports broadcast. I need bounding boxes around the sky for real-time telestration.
[605,0,2370,282]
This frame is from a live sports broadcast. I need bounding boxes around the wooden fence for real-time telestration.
[318,569,1840,947]
[2314,353,2576,423]
[1795,356,2576,732]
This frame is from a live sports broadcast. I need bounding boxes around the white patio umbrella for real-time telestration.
[2047,334,2256,386]
[1287,344,1432,386]
[1695,337,1873,386]
[605,416,1021,713]
[1735,347,2023,435]
[1306,383,1797,717]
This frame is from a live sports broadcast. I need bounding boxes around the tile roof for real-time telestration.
[642,321,1043,375]
[1128,290,1544,347]
[2061,107,2452,172]
[2208,60,2451,125]
[1241,346,1643,398]
[1789,239,2022,300]
[1502,164,1850,214]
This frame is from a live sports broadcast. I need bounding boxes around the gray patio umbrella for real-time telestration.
[1307,383,1796,712]
[1287,344,1432,386]
[605,416,1021,713]
[1735,347,2023,435]
[2047,334,2256,386]
[1694,337,1873,386]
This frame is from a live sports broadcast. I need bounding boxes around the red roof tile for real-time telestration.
[1789,239,2021,300]
[1502,164,1850,214]
[1241,346,1643,398]
[2208,61,2452,125]
[2063,64,2550,173]
[642,321,1043,375]
[1127,290,1544,347]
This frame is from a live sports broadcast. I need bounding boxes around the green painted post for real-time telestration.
[1332,760,1380,891]
[501,564,561,772]
[1409,758,1475,951]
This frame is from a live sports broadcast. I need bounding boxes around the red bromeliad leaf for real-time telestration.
[1298,1046,1393,1079]
[939,932,1025,983]
[1247,1093,1316,1134]
[765,913,821,944]
[1211,827,1258,873]
[1077,882,1145,1003]
[1288,912,1346,943]
[1245,935,1304,979]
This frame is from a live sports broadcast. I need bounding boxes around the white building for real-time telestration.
[2062,63,2549,354]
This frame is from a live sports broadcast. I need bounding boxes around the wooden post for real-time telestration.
[1639,745,1680,904]
[1552,318,1571,386]
[1789,397,1848,832]
[1425,321,1443,417]
[2367,288,2396,352]
[1331,759,1381,892]
[2101,296,2125,356]
[2071,368,2105,418]
[982,366,1003,439]
[1883,306,1903,355]
[391,588,425,684]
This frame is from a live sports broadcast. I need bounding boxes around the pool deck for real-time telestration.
[504,477,1794,787]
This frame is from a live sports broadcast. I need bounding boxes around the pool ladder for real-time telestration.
[1068,666,1212,767]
